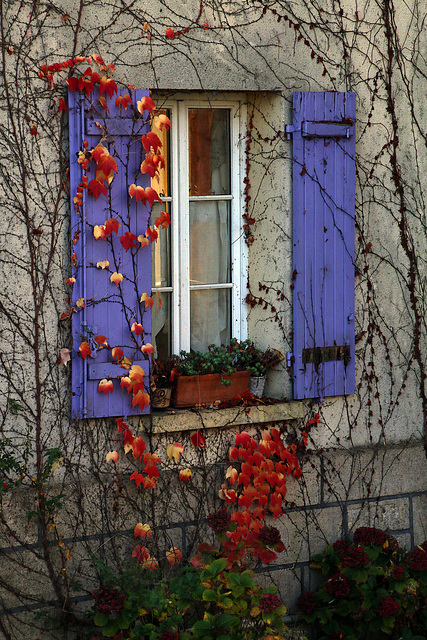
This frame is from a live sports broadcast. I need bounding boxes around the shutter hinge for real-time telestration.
[285,125,295,140]
[286,352,294,367]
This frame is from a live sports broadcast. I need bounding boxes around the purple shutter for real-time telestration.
[291,92,356,399]
[69,88,152,418]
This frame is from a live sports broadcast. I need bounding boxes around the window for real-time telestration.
[150,98,247,359]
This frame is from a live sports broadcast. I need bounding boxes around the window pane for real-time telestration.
[189,201,230,285]
[190,289,230,352]
[151,202,171,288]
[152,292,171,359]
[151,109,171,197]
[188,109,230,196]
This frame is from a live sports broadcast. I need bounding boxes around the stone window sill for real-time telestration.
[140,401,305,434]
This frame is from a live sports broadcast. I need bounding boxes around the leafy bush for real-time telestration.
[298,527,427,640]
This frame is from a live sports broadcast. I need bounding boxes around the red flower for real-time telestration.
[297,591,317,614]
[378,596,400,617]
[341,546,369,568]
[207,508,230,533]
[392,566,405,581]
[92,586,125,614]
[353,526,386,546]
[406,547,427,571]
[259,593,281,612]
[159,631,179,640]
[258,525,281,546]
[325,573,350,597]
[333,539,349,555]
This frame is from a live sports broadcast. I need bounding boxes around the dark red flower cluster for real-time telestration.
[378,596,400,618]
[406,547,427,571]
[333,539,349,555]
[92,586,125,614]
[353,526,386,546]
[391,566,405,581]
[325,573,351,597]
[207,508,231,533]
[297,591,317,614]
[340,546,369,568]
[258,525,281,546]
[259,593,282,612]
[159,631,180,640]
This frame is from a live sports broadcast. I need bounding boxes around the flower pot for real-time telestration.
[151,387,172,409]
[172,371,250,408]
[248,375,266,398]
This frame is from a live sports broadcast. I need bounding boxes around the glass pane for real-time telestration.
[152,292,171,359]
[188,109,230,196]
[189,201,230,285]
[190,289,230,352]
[151,109,171,198]
[151,202,171,288]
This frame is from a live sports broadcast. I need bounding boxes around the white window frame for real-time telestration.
[152,95,248,354]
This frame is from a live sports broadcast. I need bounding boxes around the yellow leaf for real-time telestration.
[66,549,71,561]
[76,297,85,309]
[58,540,64,548]
[96,260,110,269]
[250,606,261,617]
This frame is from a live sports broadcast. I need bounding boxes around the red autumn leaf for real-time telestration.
[88,179,107,200]
[106,451,119,463]
[94,335,108,347]
[137,95,156,114]
[132,390,150,411]
[99,76,118,97]
[154,211,170,229]
[165,28,175,38]
[132,436,146,459]
[130,471,145,488]
[141,132,162,154]
[97,152,118,178]
[153,114,171,131]
[30,125,37,136]
[66,277,76,285]
[141,343,154,355]
[190,430,206,448]
[179,469,192,482]
[58,98,67,112]
[166,547,182,565]
[134,523,151,538]
[115,94,132,110]
[120,232,138,251]
[116,417,128,432]
[79,341,92,359]
[98,379,113,394]
[98,96,109,111]
[145,226,158,242]
[140,293,154,308]
[112,347,124,361]
[131,322,143,336]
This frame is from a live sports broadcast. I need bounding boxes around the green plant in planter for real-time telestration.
[232,339,284,378]
[297,526,427,640]
[176,343,242,386]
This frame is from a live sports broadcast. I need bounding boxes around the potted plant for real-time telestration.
[233,339,284,398]
[172,342,250,408]
[150,357,180,409]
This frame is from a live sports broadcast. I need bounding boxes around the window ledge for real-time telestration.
[139,401,305,434]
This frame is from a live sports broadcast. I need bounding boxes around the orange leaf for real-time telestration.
[110,272,123,285]
[106,451,119,463]
[131,322,143,336]
[112,347,124,361]
[115,94,132,110]
[93,225,107,240]
[140,293,154,308]
[79,341,91,359]
[132,390,150,411]
[76,297,85,308]
[166,442,184,461]
[132,436,146,459]
[96,260,110,269]
[145,226,158,242]
[98,379,113,394]
[153,114,171,131]
[141,132,162,154]
[98,96,109,111]
[166,547,183,565]
[94,335,108,347]
[179,468,192,483]
[66,277,76,285]
[141,343,154,355]
[99,76,118,97]
[134,522,152,538]
[137,95,155,114]
[138,234,150,247]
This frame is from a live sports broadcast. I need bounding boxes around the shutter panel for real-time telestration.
[291,92,356,400]
[69,88,152,418]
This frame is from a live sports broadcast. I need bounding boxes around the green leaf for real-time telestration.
[193,620,215,633]
[93,612,109,626]
[207,557,228,577]
[202,589,218,602]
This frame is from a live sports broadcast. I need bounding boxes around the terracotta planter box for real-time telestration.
[172,371,250,408]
